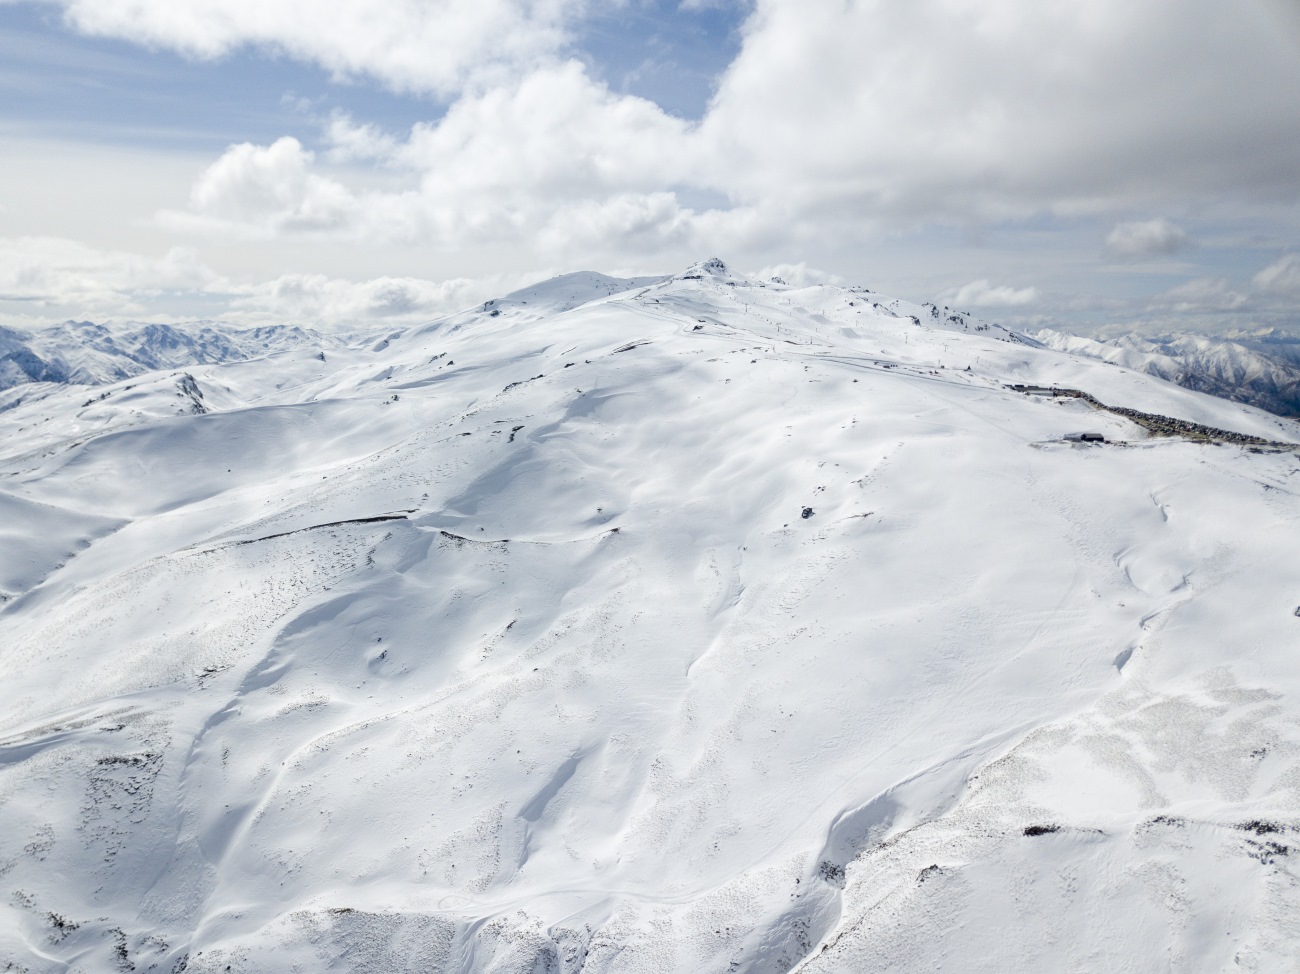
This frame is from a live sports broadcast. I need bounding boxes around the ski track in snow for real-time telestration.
[1,262,1299,972]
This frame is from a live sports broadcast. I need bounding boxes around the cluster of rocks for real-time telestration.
[1007,384,1292,448]
[1105,404,1276,446]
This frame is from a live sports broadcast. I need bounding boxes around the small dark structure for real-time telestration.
[1024,824,1061,837]
[1064,432,1106,443]
[1007,383,1062,396]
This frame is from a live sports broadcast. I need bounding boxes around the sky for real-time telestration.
[1,0,1299,336]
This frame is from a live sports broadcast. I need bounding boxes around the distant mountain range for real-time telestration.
[0,320,339,393]
[7,316,1300,428]
[1031,328,1300,418]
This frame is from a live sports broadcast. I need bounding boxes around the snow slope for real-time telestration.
[1,261,1299,973]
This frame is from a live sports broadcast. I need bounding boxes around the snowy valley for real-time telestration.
[1,260,1299,973]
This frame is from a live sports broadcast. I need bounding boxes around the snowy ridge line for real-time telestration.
[435,526,622,547]
[0,702,142,753]
[814,352,990,387]
[182,511,416,554]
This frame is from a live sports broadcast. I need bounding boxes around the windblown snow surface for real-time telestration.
[2,260,1300,973]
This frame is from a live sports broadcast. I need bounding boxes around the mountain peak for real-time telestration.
[678,257,738,281]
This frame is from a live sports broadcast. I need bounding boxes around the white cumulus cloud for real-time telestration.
[161,63,711,258]
[226,272,518,325]
[943,280,1038,308]
[702,0,1300,224]
[754,262,843,286]
[0,236,217,314]
[324,113,402,164]
[1159,276,1249,313]
[1253,253,1300,296]
[0,236,529,328]
[174,137,358,236]
[139,0,1300,266]
[45,0,582,96]
[1105,218,1191,258]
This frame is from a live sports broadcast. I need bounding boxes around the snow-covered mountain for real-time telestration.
[1032,327,1300,419]
[0,319,341,394]
[2,261,1299,973]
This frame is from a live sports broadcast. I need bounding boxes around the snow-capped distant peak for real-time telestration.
[0,319,341,394]
[1033,326,1300,418]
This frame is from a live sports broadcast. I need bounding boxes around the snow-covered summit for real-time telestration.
[677,256,737,279]
[486,271,669,318]
[1,265,1299,973]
